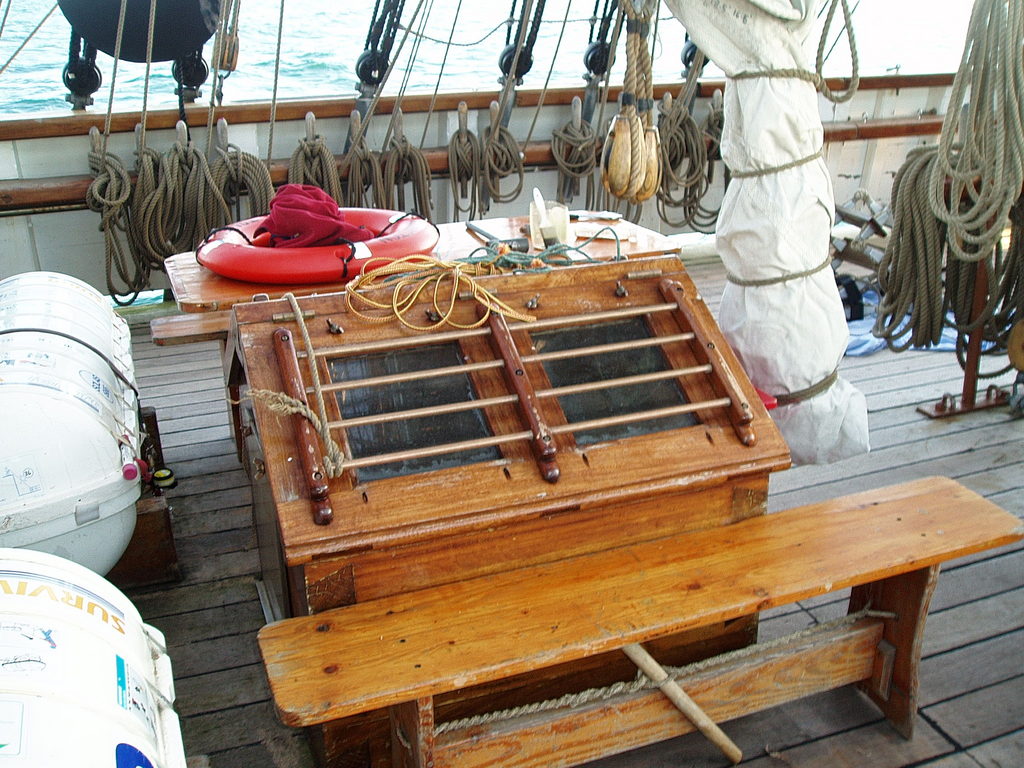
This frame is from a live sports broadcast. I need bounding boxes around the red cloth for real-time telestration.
[256,184,374,247]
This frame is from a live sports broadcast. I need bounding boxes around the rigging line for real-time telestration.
[0,0,12,42]
[204,1,231,157]
[419,0,466,149]
[101,0,130,151]
[346,0,429,155]
[403,14,610,48]
[0,2,58,78]
[386,0,433,148]
[523,0,573,148]
[494,0,535,128]
[266,0,287,164]
[137,0,158,146]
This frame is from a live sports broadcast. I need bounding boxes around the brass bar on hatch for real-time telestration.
[549,397,733,435]
[314,359,504,395]
[340,430,533,469]
[298,326,491,359]
[536,364,713,398]
[325,394,519,429]
[506,302,676,331]
[521,332,696,364]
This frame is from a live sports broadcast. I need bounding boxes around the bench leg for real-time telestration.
[849,564,939,738]
[390,697,435,768]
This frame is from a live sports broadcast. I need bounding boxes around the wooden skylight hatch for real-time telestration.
[232,255,790,617]
[247,259,760,512]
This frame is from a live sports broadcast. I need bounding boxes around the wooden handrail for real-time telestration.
[0,113,945,215]
[0,73,953,142]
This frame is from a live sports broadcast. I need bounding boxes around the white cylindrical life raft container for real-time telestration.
[0,272,141,574]
[0,548,186,767]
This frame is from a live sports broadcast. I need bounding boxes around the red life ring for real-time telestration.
[196,209,439,285]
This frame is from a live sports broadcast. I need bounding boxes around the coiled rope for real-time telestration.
[212,119,275,221]
[873,146,948,350]
[344,255,536,331]
[874,0,1023,365]
[288,112,344,204]
[483,101,525,208]
[137,122,230,263]
[87,127,147,300]
[340,110,387,208]
[927,0,1024,264]
[381,109,434,218]
[84,0,148,303]
[655,50,721,231]
[448,101,484,220]
[552,97,598,205]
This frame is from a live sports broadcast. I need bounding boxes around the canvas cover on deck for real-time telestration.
[662,0,869,464]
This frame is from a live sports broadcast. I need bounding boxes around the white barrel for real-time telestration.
[0,272,141,574]
[0,548,186,767]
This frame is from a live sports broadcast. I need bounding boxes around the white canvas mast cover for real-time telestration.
[661,0,869,464]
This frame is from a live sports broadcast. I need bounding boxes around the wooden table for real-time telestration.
[163,216,679,313]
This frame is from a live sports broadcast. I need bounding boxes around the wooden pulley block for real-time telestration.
[601,114,633,197]
[633,124,661,203]
[1009,319,1024,371]
[623,113,645,200]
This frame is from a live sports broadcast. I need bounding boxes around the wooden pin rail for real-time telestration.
[258,477,1021,768]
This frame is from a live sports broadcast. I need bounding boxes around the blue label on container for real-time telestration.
[115,743,154,768]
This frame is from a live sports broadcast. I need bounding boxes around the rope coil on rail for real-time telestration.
[448,101,484,220]
[380,108,433,219]
[340,110,387,209]
[212,118,274,220]
[288,112,344,205]
[86,126,147,301]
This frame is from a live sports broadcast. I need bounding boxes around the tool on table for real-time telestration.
[532,187,559,248]
[569,210,623,222]
[465,220,531,253]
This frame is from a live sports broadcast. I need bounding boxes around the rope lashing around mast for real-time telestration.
[448,101,484,221]
[380,108,434,219]
[288,112,344,204]
[340,110,387,209]
[873,0,1023,368]
[212,118,274,221]
[600,0,659,205]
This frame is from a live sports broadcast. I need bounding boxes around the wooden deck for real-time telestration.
[124,258,1023,768]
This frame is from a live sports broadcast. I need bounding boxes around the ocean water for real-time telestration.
[0,1,972,117]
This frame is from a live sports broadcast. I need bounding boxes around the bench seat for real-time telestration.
[149,310,231,346]
[258,476,1021,767]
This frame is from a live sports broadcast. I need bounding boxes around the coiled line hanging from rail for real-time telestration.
[874,0,1023,373]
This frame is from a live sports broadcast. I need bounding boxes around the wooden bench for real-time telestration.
[149,310,232,347]
[257,477,1021,768]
